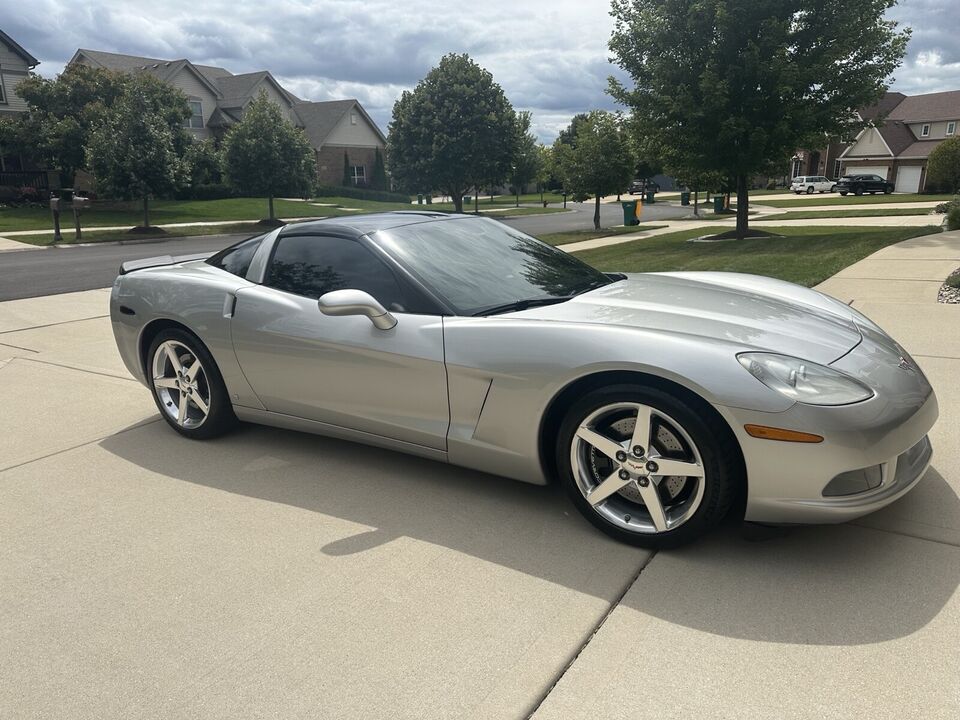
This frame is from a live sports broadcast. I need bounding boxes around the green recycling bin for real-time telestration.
[464,195,472,204]
[417,193,424,205]
[645,190,656,204]
[680,191,691,206]
[713,195,725,213]
[621,200,639,226]
[425,195,432,204]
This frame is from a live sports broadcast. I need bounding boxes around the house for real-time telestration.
[0,29,40,172]
[788,90,960,192]
[839,90,960,193]
[68,49,386,187]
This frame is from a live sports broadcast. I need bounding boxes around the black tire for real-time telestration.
[147,328,238,440]
[839,191,848,196]
[854,187,864,196]
[884,186,893,194]
[830,185,837,192]
[555,383,739,548]
[806,186,814,194]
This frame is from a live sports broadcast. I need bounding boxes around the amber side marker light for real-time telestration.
[744,424,824,443]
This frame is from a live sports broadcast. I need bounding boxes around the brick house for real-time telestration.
[789,90,960,192]
[68,49,386,186]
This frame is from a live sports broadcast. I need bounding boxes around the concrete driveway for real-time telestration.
[1,233,958,718]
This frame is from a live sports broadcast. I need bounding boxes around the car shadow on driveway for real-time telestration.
[100,421,960,643]
[630,467,960,646]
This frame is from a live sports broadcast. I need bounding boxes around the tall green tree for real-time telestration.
[552,111,635,230]
[4,64,126,184]
[926,137,960,193]
[387,53,517,212]
[535,145,553,201]
[222,91,315,222]
[609,0,910,239]
[86,74,192,228]
[371,147,388,191]
[508,112,541,206]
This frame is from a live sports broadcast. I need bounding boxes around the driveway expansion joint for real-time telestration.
[524,550,657,719]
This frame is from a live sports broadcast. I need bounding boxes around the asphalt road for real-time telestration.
[0,202,691,301]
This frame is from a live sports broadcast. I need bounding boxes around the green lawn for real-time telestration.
[571,225,943,288]
[751,193,954,208]
[537,224,669,246]
[757,207,937,221]
[13,222,271,247]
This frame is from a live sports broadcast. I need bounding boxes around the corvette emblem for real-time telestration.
[897,356,913,372]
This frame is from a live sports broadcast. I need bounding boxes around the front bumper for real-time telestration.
[717,328,938,524]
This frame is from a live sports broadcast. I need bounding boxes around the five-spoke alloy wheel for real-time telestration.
[147,329,236,439]
[557,384,737,547]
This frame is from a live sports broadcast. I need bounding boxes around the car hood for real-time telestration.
[510,272,862,364]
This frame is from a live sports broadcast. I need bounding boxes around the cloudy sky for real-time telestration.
[6,0,959,142]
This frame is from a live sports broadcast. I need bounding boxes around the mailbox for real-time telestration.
[50,196,61,212]
[72,196,91,211]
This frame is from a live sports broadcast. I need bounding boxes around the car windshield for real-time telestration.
[373,216,613,315]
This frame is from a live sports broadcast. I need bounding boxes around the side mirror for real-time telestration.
[318,289,397,330]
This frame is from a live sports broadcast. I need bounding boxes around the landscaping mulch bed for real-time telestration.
[938,267,960,304]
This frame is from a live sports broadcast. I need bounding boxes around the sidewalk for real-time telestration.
[532,231,960,719]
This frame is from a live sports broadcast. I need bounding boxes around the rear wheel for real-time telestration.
[556,384,737,548]
[855,187,864,196]
[884,186,893,194]
[148,329,237,439]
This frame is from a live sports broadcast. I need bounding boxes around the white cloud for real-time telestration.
[5,0,958,141]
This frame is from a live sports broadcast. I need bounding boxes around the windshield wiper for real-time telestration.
[472,296,574,317]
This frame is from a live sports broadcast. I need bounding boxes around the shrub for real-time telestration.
[947,205,960,231]
[312,184,411,204]
[766,179,777,190]
[934,197,960,214]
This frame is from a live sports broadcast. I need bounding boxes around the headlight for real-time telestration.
[737,352,874,406]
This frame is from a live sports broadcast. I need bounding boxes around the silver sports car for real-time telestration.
[111,213,937,547]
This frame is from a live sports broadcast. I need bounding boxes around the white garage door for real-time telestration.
[896,166,922,193]
[852,166,889,179]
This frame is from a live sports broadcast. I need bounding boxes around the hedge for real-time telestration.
[313,184,411,204]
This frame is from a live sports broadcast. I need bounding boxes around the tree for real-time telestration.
[4,64,126,184]
[371,147,388,191]
[222,91,315,222]
[535,145,553,202]
[387,53,516,212]
[552,111,635,229]
[342,151,352,187]
[508,112,541,206]
[185,139,223,187]
[556,113,590,148]
[609,0,910,239]
[926,137,960,194]
[86,74,192,229]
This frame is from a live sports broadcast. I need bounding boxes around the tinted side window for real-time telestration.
[207,234,265,278]
[266,234,408,311]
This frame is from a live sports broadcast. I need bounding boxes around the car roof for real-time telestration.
[280,211,468,238]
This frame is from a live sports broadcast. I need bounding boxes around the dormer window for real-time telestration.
[920,123,930,137]
[948,122,957,136]
[350,112,358,125]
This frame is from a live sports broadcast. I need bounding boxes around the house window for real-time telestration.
[0,74,6,104]
[183,100,203,129]
[920,123,930,137]
[833,159,842,179]
[350,165,366,185]
[791,158,802,178]
[350,112,357,125]
[948,122,957,136]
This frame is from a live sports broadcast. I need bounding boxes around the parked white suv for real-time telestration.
[790,175,836,194]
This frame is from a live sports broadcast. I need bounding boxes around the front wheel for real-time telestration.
[884,186,893,194]
[855,187,864,196]
[556,384,737,548]
[806,186,815,194]
[839,191,848,196]
[148,328,237,439]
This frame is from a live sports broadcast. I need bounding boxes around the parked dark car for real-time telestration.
[628,179,660,195]
[835,174,894,196]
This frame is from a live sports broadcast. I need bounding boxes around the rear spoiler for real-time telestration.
[118,253,211,275]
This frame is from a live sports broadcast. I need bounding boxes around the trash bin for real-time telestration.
[680,191,691,206]
[621,200,640,226]
[713,195,725,214]
[645,190,656,204]
[417,193,424,205]
[464,195,472,204]
[425,195,432,204]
